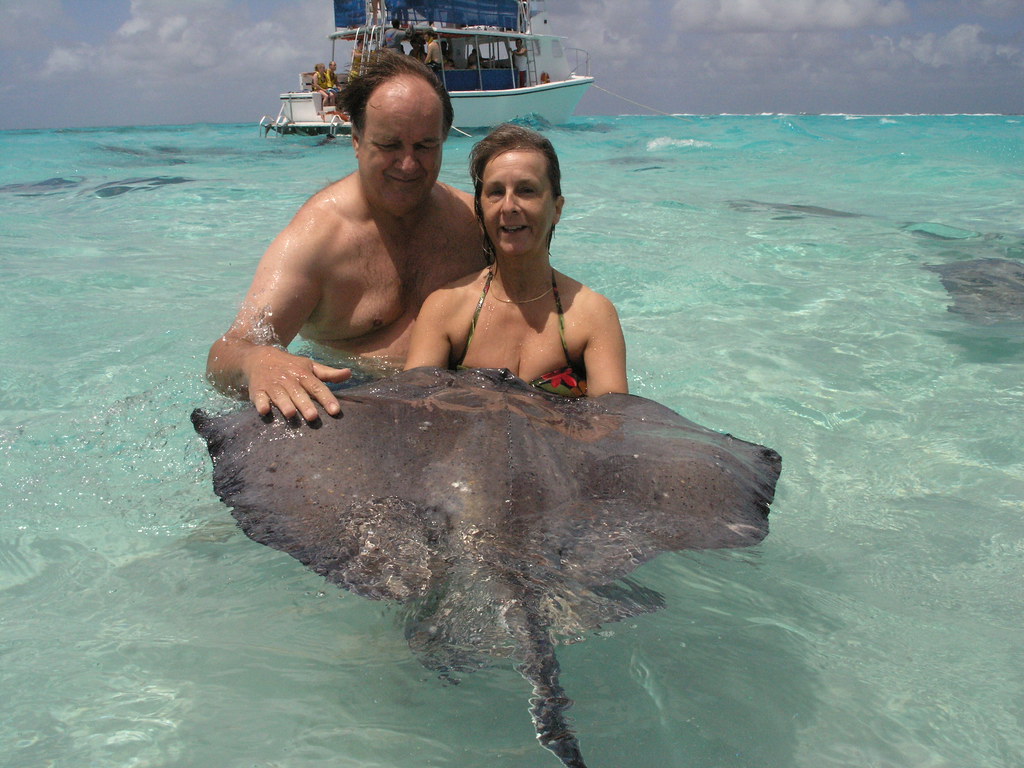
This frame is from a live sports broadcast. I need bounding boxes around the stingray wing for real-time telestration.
[476,386,780,590]
[190,369,505,601]
[927,258,1024,325]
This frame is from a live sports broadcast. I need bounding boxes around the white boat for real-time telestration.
[260,0,593,137]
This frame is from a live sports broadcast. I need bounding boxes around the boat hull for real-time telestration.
[450,76,592,129]
[263,75,592,137]
[261,92,351,137]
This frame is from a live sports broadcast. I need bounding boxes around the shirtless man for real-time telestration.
[206,52,483,422]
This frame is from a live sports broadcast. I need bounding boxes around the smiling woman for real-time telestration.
[404,123,629,397]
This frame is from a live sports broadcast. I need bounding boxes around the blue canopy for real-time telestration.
[334,0,520,29]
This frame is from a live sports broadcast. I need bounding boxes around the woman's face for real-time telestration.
[479,149,563,261]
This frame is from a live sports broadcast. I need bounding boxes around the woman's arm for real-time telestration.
[404,290,456,370]
[581,294,629,396]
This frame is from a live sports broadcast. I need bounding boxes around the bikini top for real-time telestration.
[456,269,587,398]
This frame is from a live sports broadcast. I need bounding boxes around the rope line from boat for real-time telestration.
[591,84,693,122]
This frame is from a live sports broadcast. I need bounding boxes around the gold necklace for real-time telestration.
[492,285,552,304]
[489,267,553,304]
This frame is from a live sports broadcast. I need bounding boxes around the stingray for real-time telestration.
[726,198,864,219]
[0,176,85,197]
[91,176,192,197]
[927,258,1024,325]
[192,367,781,767]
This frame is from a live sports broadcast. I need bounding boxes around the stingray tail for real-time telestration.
[510,602,588,768]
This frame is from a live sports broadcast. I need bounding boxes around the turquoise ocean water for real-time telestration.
[1,115,1022,767]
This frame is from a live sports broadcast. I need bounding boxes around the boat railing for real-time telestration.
[565,47,590,78]
[349,23,387,78]
[260,112,291,138]
[326,113,348,137]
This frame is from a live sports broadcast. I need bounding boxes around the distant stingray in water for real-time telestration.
[192,367,782,767]
[91,176,192,197]
[0,175,192,199]
[726,199,864,219]
[98,144,188,164]
[902,221,981,241]
[926,258,1024,325]
[0,176,85,196]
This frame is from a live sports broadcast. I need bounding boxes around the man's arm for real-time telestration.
[206,203,351,422]
[206,338,350,421]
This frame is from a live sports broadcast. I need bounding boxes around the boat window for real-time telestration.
[552,40,564,58]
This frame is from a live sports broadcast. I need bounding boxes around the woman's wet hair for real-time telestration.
[469,123,562,256]
[341,50,454,136]
[470,123,562,200]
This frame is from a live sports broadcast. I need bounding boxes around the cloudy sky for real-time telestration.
[1,0,1022,130]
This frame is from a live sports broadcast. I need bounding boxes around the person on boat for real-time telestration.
[383,19,406,52]
[206,52,484,422]
[512,40,528,87]
[312,62,336,109]
[424,30,443,76]
[404,124,628,398]
[348,39,364,81]
[407,32,427,62]
[325,61,342,102]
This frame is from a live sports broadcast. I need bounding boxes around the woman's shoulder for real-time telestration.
[415,268,489,346]
[555,272,622,339]
[555,271,615,310]
[441,266,490,295]
[422,267,489,309]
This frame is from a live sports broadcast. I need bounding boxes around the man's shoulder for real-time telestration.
[277,175,368,262]
[297,174,366,223]
[433,182,475,218]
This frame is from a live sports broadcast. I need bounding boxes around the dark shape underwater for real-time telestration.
[927,258,1024,325]
[726,198,864,219]
[92,176,192,197]
[0,176,85,196]
[192,367,782,767]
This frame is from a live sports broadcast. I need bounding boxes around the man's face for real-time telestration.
[352,75,445,218]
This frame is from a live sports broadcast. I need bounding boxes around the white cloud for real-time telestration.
[0,0,63,49]
[545,0,687,114]
[0,0,338,127]
[876,23,1024,69]
[547,0,655,65]
[671,0,910,32]
[41,0,327,87]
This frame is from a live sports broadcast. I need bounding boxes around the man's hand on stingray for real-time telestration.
[245,346,351,422]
